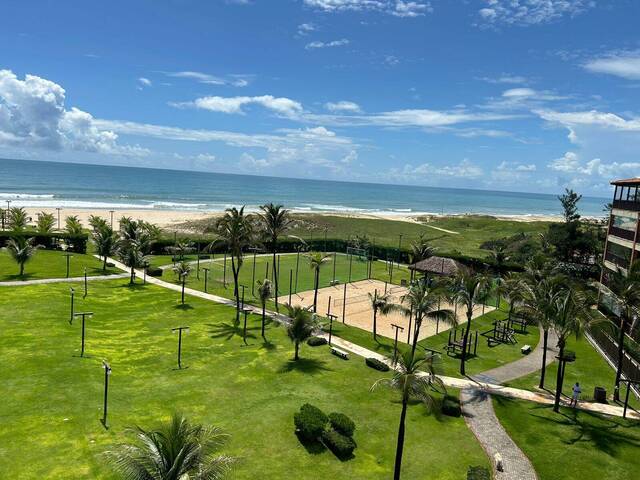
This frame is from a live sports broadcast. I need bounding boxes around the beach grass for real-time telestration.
[0,279,489,479]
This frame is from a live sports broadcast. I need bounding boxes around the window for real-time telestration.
[612,214,637,232]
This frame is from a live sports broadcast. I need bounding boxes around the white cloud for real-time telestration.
[476,0,595,27]
[297,23,317,35]
[536,109,640,132]
[324,100,362,113]
[497,161,536,172]
[165,71,250,87]
[392,1,431,17]
[304,0,432,17]
[549,151,640,178]
[478,74,528,84]
[171,95,303,117]
[583,51,640,80]
[391,159,483,181]
[0,69,147,156]
[138,77,152,88]
[305,38,350,49]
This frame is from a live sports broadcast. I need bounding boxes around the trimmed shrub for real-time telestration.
[442,395,461,417]
[365,357,390,372]
[307,336,328,347]
[294,404,328,440]
[467,466,490,480]
[145,267,163,277]
[328,412,355,437]
[321,429,356,458]
[105,262,115,268]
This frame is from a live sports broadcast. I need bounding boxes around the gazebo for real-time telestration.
[408,256,464,278]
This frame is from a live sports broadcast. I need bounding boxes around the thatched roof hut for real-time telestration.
[408,256,463,276]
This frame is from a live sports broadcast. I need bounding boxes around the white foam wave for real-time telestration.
[0,192,56,199]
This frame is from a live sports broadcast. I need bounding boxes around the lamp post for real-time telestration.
[109,210,114,228]
[250,247,258,296]
[172,326,189,369]
[101,360,111,429]
[6,200,11,220]
[203,267,209,293]
[56,207,61,230]
[391,323,405,365]
[398,234,403,267]
[69,287,75,324]
[74,312,93,357]
[63,253,73,278]
[326,295,337,346]
[83,267,88,298]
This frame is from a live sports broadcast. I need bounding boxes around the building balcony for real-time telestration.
[608,225,636,242]
[605,251,630,269]
[612,199,640,211]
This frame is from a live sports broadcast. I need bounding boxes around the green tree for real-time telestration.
[368,291,398,341]
[173,260,192,304]
[256,279,273,339]
[6,236,38,276]
[307,252,331,312]
[496,273,524,323]
[258,203,292,312]
[119,217,159,255]
[558,188,582,223]
[8,207,28,231]
[36,212,56,234]
[106,413,234,480]
[119,240,147,284]
[408,233,435,264]
[371,350,444,480]
[65,215,83,236]
[88,215,108,232]
[93,224,119,271]
[285,304,318,361]
[166,239,195,262]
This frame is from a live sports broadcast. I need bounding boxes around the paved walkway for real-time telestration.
[0,272,128,287]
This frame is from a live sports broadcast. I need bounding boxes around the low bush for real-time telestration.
[294,404,328,440]
[328,412,355,437]
[365,357,389,372]
[321,429,356,458]
[466,466,490,480]
[307,336,328,347]
[105,262,115,268]
[145,267,163,277]
[442,395,461,417]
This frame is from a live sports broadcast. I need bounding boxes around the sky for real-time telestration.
[0,0,639,196]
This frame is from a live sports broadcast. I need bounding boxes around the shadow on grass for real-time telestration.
[174,303,194,311]
[4,272,36,281]
[261,339,277,351]
[279,357,332,374]
[207,322,259,342]
[295,432,326,455]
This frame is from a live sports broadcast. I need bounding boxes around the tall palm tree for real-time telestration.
[285,304,318,361]
[93,224,119,271]
[119,240,147,285]
[8,207,28,231]
[258,203,292,312]
[119,217,158,255]
[106,413,234,480]
[65,215,83,235]
[400,280,455,356]
[408,233,435,264]
[368,291,398,341]
[167,239,195,263]
[489,244,510,271]
[36,212,56,234]
[215,207,254,322]
[88,215,108,232]
[371,350,444,480]
[173,261,192,304]
[307,252,331,312]
[548,287,596,412]
[6,236,38,276]
[257,279,273,339]
[448,270,489,376]
[496,273,524,323]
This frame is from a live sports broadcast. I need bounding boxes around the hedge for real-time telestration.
[328,412,355,437]
[145,267,163,277]
[442,395,461,417]
[0,231,88,253]
[365,357,390,372]
[467,466,491,480]
[294,404,328,440]
[307,336,328,347]
[321,429,356,458]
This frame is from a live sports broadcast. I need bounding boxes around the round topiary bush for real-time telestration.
[106,262,115,268]
[294,403,328,440]
[321,429,356,458]
[307,336,328,347]
[365,357,390,372]
[145,267,163,277]
[442,394,461,417]
[328,412,356,437]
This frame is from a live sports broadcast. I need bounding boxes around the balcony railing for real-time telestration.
[608,226,636,242]
[613,199,640,211]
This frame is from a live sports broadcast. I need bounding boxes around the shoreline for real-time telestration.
[17,207,571,230]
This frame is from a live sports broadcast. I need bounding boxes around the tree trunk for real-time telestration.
[232,257,240,322]
[393,396,408,480]
[411,317,421,358]
[130,266,135,284]
[553,341,565,412]
[313,269,319,312]
[539,328,549,389]
[373,307,378,340]
[614,316,627,401]
[460,309,472,376]
[181,278,185,304]
[273,249,279,312]
[294,340,299,360]
[19,263,24,276]
[103,255,107,271]
[262,304,266,339]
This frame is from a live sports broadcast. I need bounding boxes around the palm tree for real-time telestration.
[119,240,147,285]
[8,207,28,231]
[88,215,108,232]
[371,350,444,480]
[448,270,489,376]
[548,287,596,412]
[166,239,195,263]
[285,304,318,361]
[400,280,455,356]
[496,273,524,323]
[93,224,119,271]
[36,212,56,234]
[408,233,435,264]
[106,413,234,480]
[173,261,192,304]
[215,207,254,321]
[307,252,331,312]
[257,279,273,339]
[6,236,38,276]
[119,217,158,255]
[489,244,510,271]
[368,291,397,341]
[258,203,292,312]
[65,215,83,236]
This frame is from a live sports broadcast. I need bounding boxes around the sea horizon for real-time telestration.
[0,158,609,218]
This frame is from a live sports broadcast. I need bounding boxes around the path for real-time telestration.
[422,224,460,235]
[0,272,129,287]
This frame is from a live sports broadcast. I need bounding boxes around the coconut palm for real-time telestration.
[36,212,56,234]
[106,412,234,480]
[496,273,524,323]
[400,280,455,356]
[548,287,596,412]
[88,215,108,232]
[6,236,38,276]
[285,304,318,361]
[215,207,254,322]
[371,350,444,480]
[408,233,435,264]
[65,215,83,236]
[173,261,192,304]
[489,244,510,271]
[258,203,292,312]
[93,224,119,271]
[448,270,490,376]
[256,279,273,339]
[307,252,331,312]
[368,291,398,341]
[166,239,195,263]
[119,217,159,254]
[8,207,28,231]
[119,240,147,285]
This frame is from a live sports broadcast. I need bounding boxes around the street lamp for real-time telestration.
[109,210,114,228]
[391,323,405,365]
[63,252,73,278]
[56,207,61,230]
[326,295,337,345]
[74,312,93,357]
[69,287,75,324]
[83,267,88,298]
[101,360,111,429]
[202,267,209,293]
[171,326,190,369]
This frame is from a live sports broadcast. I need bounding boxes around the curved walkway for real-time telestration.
[0,272,128,287]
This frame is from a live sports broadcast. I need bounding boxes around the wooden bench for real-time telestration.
[331,346,349,360]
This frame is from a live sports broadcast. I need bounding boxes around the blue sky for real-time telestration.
[0,0,639,196]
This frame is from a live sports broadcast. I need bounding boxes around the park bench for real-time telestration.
[521,344,532,354]
[331,346,349,360]
[330,280,340,286]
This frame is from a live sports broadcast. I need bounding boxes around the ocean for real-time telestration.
[0,158,608,217]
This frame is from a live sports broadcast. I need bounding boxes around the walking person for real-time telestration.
[570,382,581,407]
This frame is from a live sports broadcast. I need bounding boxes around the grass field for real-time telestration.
[0,279,490,479]
[0,249,119,281]
[493,397,640,480]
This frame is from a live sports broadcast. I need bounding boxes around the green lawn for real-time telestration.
[0,279,489,479]
[493,397,640,480]
[0,249,119,281]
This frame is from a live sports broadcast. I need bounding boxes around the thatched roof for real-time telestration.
[408,256,463,276]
